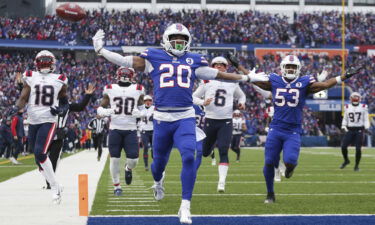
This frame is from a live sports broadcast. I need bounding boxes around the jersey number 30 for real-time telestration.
[159,64,191,88]
[275,88,299,107]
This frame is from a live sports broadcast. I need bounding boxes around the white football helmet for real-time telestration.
[280,55,301,80]
[350,92,361,106]
[34,50,56,74]
[161,23,191,57]
[211,56,228,66]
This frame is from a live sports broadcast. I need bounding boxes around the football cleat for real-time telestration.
[274,168,281,182]
[211,158,216,166]
[354,166,360,172]
[114,188,123,196]
[145,167,149,171]
[285,166,295,179]
[151,172,165,201]
[264,192,275,204]
[178,206,192,224]
[340,160,350,169]
[217,181,225,193]
[125,167,132,185]
[52,184,63,205]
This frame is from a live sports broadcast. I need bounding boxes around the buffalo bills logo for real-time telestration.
[186,58,194,65]
[176,24,183,31]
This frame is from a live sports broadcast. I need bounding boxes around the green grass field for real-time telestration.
[90,147,375,215]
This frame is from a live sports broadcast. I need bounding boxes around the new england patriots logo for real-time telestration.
[176,24,183,31]
[289,55,294,61]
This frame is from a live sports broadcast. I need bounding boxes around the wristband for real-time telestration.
[240,75,249,82]
[335,76,342,84]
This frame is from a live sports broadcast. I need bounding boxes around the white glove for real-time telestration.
[265,127,269,133]
[247,69,269,83]
[341,126,348,132]
[92,29,105,53]
[317,70,328,82]
[97,106,115,117]
[131,108,142,118]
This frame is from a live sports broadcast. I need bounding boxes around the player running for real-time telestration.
[92,23,267,224]
[139,95,155,171]
[193,56,246,193]
[12,50,68,204]
[231,110,247,163]
[97,67,144,196]
[340,92,370,171]
[252,54,361,204]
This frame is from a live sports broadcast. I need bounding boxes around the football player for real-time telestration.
[12,50,68,204]
[231,110,247,163]
[97,67,144,196]
[92,24,267,224]
[340,92,370,171]
[139,95,154,171]
[192,56,246,193]
[253,55,361,203]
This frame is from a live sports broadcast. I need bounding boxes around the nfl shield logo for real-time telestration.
[296,82,302,87]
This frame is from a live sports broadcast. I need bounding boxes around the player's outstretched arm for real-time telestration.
[15,83,31,109]
[92,29,146,72]
[308,67,362,94]
[97,94,115,117]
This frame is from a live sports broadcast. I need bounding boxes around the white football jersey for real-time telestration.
[103,83,145,130]
[140,105,154,131]
[232,117,245,135]
[342,104,370,129]
[23,70,68,125]
[193,80,246,120]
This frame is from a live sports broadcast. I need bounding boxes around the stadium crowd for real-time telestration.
[1,10,375,46]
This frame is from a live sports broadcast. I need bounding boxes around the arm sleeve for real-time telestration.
[253,84,272,99]
[69,94,92,112]
[11,116,18,137]
[364,105,370,129]
[192,84,205,105]
[341,110,348,128]
[234,85,246,104]
[195,66,219,80]
[100,48,133,67]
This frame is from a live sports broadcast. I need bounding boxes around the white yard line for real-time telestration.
[0,149,109,225]
[108,200,157,203]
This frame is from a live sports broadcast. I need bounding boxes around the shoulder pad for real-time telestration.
[106,84,112,89]
[58,74,67,81]
[25,70,33,77]
[136,84,143,91]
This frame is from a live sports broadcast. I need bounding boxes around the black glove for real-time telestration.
[50,106,68,116]
[225,52,239,68]
[344,66,362,79]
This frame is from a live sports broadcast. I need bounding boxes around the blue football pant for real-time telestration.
[108,129,139,159]
[151,118,197,200]
[263,128,301,193]
[195,140,203,171]
[28,123,56,165]
[141,130,153,167]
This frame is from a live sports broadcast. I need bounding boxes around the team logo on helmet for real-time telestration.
[176,23,183,31]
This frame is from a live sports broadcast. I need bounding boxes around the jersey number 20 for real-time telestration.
[159,64,191,88]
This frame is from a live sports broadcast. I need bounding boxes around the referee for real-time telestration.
[44,84,95,189]
[88,115,106,161]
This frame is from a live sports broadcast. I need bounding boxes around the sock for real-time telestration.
[110,157,121,185]
[341,147,349,161]
[218,164,229,183]
[40,158,58,188]
[263,165,275,193]
[144,154,148,167]
[180,199,191,209]
[355,150,361,167]
[126,158,139,170]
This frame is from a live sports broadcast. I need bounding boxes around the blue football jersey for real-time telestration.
[193,105,205,129]
[269,73,316,133]
[140,48,209,108]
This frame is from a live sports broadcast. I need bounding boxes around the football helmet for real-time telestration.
[280,55,301,80]
[211,56,228,67]
[35,50,56,74]
[161,23,191,57]
[233,109,241,117]
[144,95,153,107]
[350,92,361,106]
[116,67,135,85]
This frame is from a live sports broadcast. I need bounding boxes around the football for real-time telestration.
[56,3,86,22]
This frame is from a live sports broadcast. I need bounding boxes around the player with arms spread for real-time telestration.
[92,23,267,224]
[97,67,144,196]
[12,50,68,204]
[253,55,361,203]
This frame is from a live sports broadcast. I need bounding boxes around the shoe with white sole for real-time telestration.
[274,168,281,182]
[151,172,165,201]
[178,206,192,224]
[52,184,63,204]
[217,181,225,193]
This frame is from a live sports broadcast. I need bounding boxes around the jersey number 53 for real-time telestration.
[274,88,300,107]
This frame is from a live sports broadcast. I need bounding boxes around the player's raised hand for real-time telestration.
[317,70,328,82]
[85,84,96,94]
[92,29,105,53]
[344,66,362,79]
[225,52,239,68]
[247,68,269,83]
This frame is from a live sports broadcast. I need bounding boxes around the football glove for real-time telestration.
[225,52,239,68]
[341,126,348,133]
[317,70,328,82]
[344,66,362,80]
[97,106,115,117]
[247,69,269,83]
[92,29,105,53]
[50,105,68,116]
